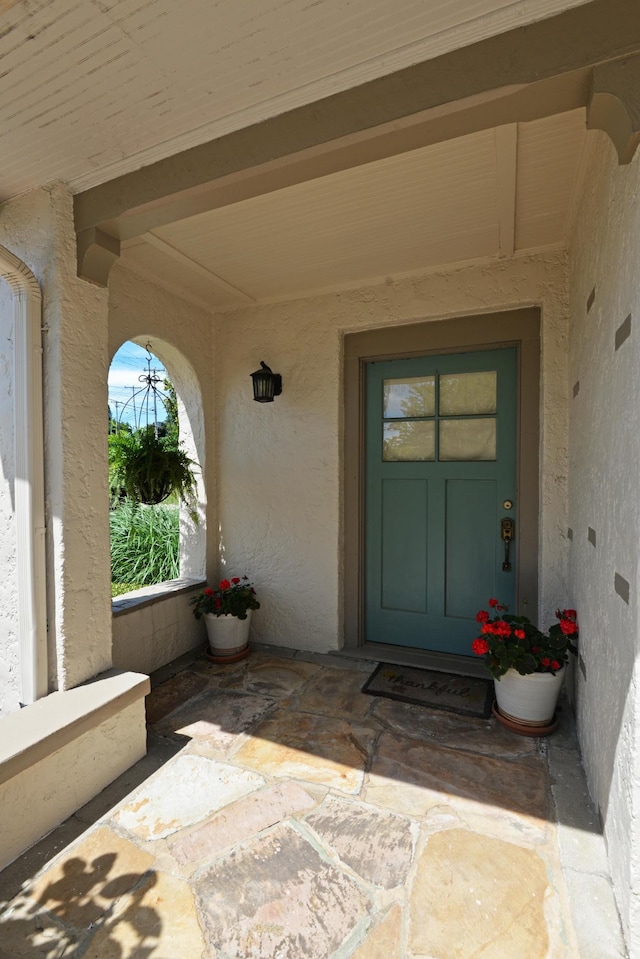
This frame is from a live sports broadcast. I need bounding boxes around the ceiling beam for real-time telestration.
[495,125,518,257]
[587,53,640,163]
[75,0,640,286]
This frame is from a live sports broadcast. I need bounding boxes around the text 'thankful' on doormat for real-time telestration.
[362,663,494,719]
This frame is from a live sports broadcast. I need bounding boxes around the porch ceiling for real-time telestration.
[0,0,593,202]
[120,109,588,307]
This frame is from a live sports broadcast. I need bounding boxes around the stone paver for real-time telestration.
[366,730,549,821]
[235,708,379,793]
[27,827,154,926]
[350,903,404,959]
[370,695,538,759]
[196,823,371,958]
[170,780,319,867]
[83,870,205,958]
[409,828,560,958]
[0,650,626,958]
[144,668,208,725]
[153,686,277,753]
[306,795,414,889]
[290,665,374,720]
[113,754,265,840]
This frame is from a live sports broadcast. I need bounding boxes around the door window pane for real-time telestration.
[384,421,435,461]
[383,377,435,419]
[439,371,497,415]
[439,418,496,461]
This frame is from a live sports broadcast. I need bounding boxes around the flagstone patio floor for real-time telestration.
[0,648,628,958]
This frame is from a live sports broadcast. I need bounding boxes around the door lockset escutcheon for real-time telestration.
[501,518,514,572]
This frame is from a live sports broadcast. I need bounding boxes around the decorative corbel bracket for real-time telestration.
[77,227,120,287]
[587,54,640,164]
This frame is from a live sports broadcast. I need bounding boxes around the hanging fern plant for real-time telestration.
[108,426,198,520]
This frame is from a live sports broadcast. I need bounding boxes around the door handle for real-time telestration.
[501,518,514,572]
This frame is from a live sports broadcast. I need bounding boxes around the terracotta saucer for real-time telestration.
[205,647,250,665]
[492,701,558,737]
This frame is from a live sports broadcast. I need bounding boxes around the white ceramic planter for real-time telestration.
[494,667,564,726]
[204,610,252,659]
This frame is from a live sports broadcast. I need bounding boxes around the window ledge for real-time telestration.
[112,577,205,616]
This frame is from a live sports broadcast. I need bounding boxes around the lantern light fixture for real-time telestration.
[250,361,282,403]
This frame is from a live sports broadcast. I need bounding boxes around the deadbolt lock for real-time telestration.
[502,499,513,510]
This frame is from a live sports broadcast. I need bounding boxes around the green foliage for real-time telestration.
[111,582,143,597]
[159,378,179,445]
[110,501,180,586]
[108,426,197,519]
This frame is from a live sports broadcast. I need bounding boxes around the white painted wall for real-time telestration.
[567,132,640,950]
[0,183,112,699]
[214,250,570,652]
[0,273,19,713]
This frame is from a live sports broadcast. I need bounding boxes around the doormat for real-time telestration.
[362,663,494,719]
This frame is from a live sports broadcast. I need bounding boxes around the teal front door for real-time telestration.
[365,348,517,656]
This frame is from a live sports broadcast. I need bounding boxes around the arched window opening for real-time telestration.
[108,340,205,595]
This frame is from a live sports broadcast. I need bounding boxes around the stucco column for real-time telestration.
[0,183,112,692]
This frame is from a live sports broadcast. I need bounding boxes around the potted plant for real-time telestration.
[190,576,260,663]
[108,426,198,520]
[472,599,578,732]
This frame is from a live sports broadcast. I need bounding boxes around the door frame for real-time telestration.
[343,308,540,667]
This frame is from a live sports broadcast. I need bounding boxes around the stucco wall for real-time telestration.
[567,132,640,949]
[0,183,111,699]
[214,250,569,653]
[0,696,146,870]
[0,271,19,713]
[112,585,206,674]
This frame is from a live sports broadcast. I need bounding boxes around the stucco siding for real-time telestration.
[214,250,569,653]
[568,132,640,949]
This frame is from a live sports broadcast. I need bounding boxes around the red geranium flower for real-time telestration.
[203,587,214,597]
[473,597,578,679]
[472,638,490,655]
[214,598,221,609]
[219,579,231,590]
[231,577,241,584]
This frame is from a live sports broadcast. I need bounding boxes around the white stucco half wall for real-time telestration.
[214,249,569,653]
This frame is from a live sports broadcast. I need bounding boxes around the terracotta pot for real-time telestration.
[204,610,251,661]
[494,666,564,726]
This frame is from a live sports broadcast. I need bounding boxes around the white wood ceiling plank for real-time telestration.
[0,0,594,198]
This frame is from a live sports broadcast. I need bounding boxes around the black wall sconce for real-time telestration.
[250,361,283,403]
